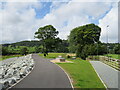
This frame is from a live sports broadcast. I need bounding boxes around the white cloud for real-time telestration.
[40,1,113,39]
[1,2,41,43]
[99,2,118,43]
[0,1,118,44]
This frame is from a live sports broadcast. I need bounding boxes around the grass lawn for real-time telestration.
[39,53,105,88]
[104,54,120,59]
[0,55,22,61]
[39,53,67,59]
[57,59,105,88]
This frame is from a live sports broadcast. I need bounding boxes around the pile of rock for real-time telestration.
[0,54,34,90]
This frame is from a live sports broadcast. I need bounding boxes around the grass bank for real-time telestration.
[103,54,120,59]
[39,53,105,88]
[39,53,67,59]
[0,55,22,61]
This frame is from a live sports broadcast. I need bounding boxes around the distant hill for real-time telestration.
[2,40,42,47]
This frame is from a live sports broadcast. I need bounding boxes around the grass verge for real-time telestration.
[39,53,67,59]
[0,55,22,61]
[39,53,105,88]
[57,59,105,88]
[104,54,120,59]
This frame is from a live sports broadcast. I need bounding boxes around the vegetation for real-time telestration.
[114,44,120,54]
[2,40,42,47]
[20,47,28,55]
[0,55,22,61]
[35,25,60,56]
[69,23,101,60]
[1,22,119,88]
[57,60,105,88]
[1,40,69,56]
[104,54,120,59]
[39,53,105,88]
[39,53,67,59]
[1,23,119,61]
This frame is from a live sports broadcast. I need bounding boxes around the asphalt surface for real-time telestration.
[12,54,72,88]
[90,61,120,89]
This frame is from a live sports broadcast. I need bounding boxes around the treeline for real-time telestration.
[1,24,120,60]
[2,40,42,47]
[1,40,69,55]
[69,42,120,55]
[1,40,119,56]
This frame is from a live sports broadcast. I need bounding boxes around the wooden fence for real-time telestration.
[87,56,120,71]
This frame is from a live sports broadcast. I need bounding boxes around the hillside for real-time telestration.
[2,40,42,47]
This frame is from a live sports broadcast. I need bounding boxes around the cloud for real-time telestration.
[99,2,118,43]
[40,1,113,39]
[1,2,41,43]
[0,0,118,44]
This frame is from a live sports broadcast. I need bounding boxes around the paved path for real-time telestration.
[12,54,72,88]
[90,61,120,89]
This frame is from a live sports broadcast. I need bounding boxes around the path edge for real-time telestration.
[8,55,36,89]
[90,61,108,89]
[50,61,74,89]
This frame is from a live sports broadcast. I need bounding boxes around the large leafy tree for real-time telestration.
[34,25,59,56]
[69,23,101,60]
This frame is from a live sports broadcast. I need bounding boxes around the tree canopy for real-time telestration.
[69,23,101,59]
[34,25,59,56]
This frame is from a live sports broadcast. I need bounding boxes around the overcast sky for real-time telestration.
[0,0,119,44]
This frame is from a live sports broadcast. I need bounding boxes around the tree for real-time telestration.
[34,25,59,56]
[2,46,9,55]
[35,46,42,53]
[114,44,120,54]
[20,47,28,55]
[68,23,101,60]
[54,39,69,53]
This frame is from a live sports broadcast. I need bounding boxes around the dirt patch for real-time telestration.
[50,59,73,63]
[66,54,76,57]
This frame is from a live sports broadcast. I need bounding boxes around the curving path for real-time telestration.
[12,54,72,88]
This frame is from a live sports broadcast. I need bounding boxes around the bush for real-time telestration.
[2,47,9,55]
[67,55,71,58]
[20,47,28,55]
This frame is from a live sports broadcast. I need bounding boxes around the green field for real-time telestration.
[39,53,105,88]
[0,55,22,61]
[104,54,120,59]
[39,53,67,59]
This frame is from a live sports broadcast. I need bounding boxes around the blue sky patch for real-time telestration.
[35,2,52,19]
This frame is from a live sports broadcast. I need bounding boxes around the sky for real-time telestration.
[0,0,119,44]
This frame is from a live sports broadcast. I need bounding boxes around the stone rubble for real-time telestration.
[0,54,34,90]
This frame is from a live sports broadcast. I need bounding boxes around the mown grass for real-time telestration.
[0,55,22,61]
[39,53,105,88]
[57,59,105,88]
[39,53,67,59]
[104,54,120,59]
